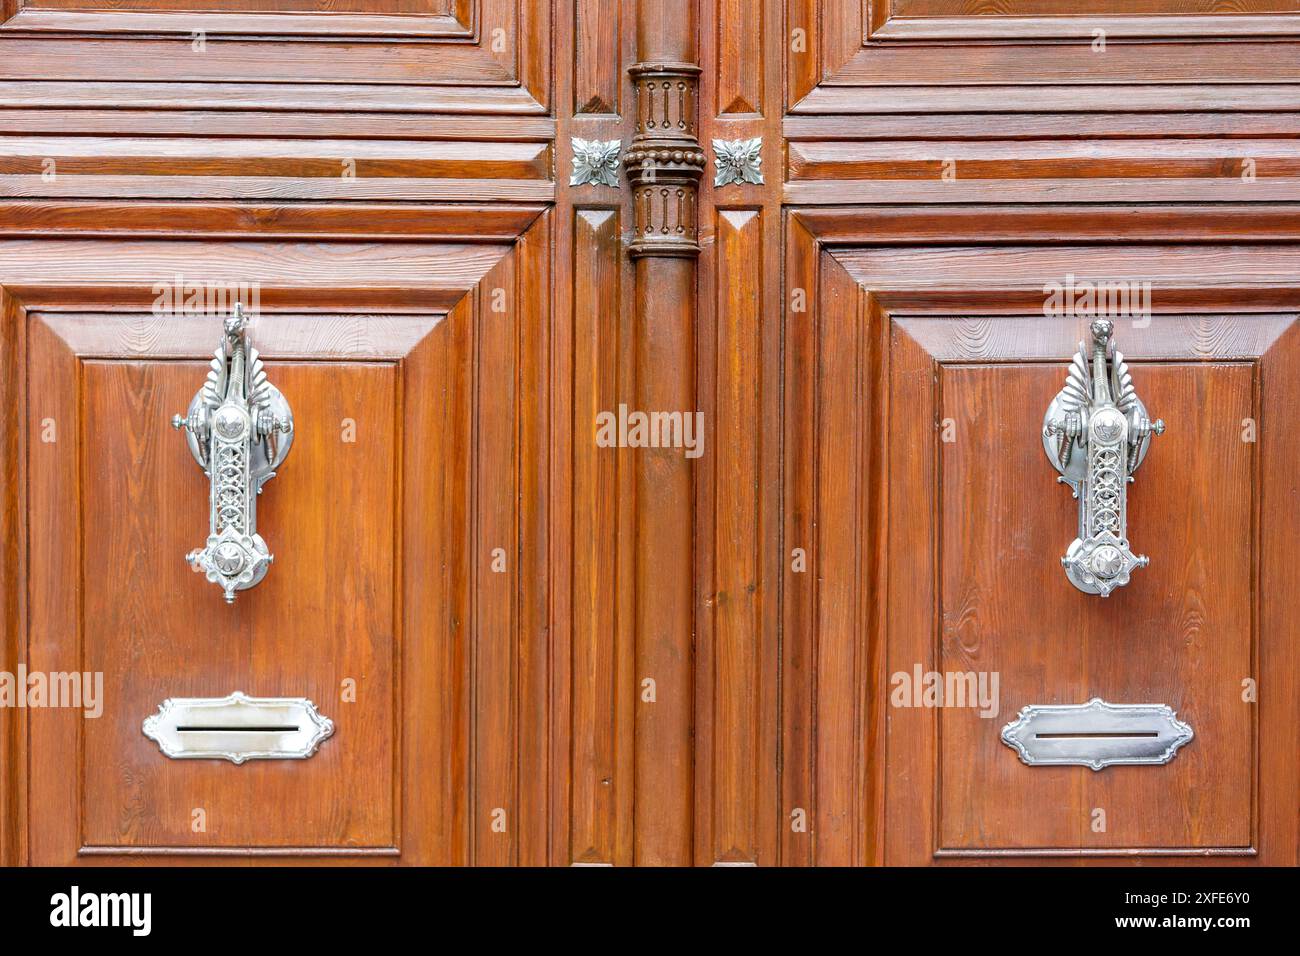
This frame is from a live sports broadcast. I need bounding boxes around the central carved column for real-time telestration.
[624,0,701,866]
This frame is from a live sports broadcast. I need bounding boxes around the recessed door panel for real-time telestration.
[77,357,397,850]
[934,355,1253,852]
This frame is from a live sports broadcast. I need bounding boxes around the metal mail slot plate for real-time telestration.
[1001,697,1193,771]
[142,691,334,764]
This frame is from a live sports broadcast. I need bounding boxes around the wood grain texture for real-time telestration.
[574,0,623,114]
[715,0,763,115]
[0,139,555,200]
[631,252,696,866]
[627,0,700,867]
[878,1,1300,40]
[695,208,775,865]
[551,0,638,867]
[785,139,1300,205]
[0,137,550,178]
[779,213,818,866]
[0,290,24,867]
[935,355,1252,853]
[0,81,547,115]
[79,357,398,850]
[7,0,1300,869]
[698,0,787,868]
[0,202,547,243]
[0,112,556,141]
[3,9,470,37]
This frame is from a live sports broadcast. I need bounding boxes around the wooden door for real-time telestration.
[696,1,1300,865]
[3,0,1299,867]
[0,0,561,867]
[2,215,552,865]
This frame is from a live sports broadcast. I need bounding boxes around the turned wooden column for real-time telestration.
[623,0,703,866]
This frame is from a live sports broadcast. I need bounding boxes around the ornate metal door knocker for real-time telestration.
[172,305,293,602]
[1043,319,1163,596]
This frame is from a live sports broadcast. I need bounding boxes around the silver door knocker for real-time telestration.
[1043,319,1163,596]
[173,305,293,602]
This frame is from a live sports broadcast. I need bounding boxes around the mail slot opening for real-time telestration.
[1029,738,1164,743]
[143,693,335,763]
[176,726,301,733]
[1002,699,1194,770]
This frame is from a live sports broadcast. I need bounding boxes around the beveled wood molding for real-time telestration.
[0,138,554,202]
[783,139,1300,205]
[870,13,1300,42]
[789,205,1300,247]
[0,0,548,116]
[0,201,548,241]
[787,0,1300,115]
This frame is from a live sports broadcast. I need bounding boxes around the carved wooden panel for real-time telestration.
[783,207,1300,865]
[0,0,548,115]
[0,205,552,864]
[786,0,1300,114]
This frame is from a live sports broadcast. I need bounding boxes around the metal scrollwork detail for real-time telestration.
[173,304,293,603]
[570,137,623,187]
[1043,319,1163,596]
[712,137,763,187]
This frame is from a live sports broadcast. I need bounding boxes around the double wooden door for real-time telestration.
[1,0,1296,865]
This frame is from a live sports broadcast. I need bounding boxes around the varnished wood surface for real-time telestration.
[6,210,553,865]
[79,357,399,850]
[781,209,1299,864]
[4,0,1300,867]
[936,358,1252,852]
[629,0,699,868]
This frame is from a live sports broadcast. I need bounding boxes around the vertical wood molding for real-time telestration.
[716,0,763,115]
[0,291,23,866]
[698,0,784,866]
[700,208,767,865]
[555,0,639,867]
[626,0,701,866]
[574,0,624,114]
[568,208,629,864]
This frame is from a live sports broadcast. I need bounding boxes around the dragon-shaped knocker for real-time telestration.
[173,305,293,602]
[1042,319,1163,596]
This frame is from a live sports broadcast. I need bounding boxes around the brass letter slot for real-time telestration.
[143,692,333,764]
